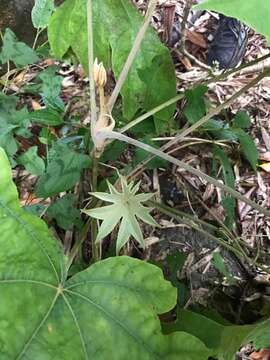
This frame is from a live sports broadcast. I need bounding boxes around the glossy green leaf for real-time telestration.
[35,143,91,198]
[24,203,46,216]
[164,309,270,360]
[195,0,270,43]
[245,318,270,349]
[17,146,45,176]
[165,252,189,307]
[0,147,212,359]
[0,28,39,67]
[48,0,176,129]
[31,0,55,29]
[101,141,128,162]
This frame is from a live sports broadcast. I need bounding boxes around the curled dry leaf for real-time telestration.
[250,348,270,360]
[260,152,270,162]
[186,30,207,48]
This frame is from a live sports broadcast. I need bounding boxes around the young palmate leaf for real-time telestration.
[0,28,39,67]
[35,142,91,198]
[31,0,55,29]
[83,177,159,254]
[17,146,45,176]
[0,147,211,359]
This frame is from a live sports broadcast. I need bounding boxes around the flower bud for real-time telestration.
[93,58,107,88]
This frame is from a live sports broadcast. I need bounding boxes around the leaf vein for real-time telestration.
[16,291,60,359]
[64,289,161,359]
[0,199,60,283]
[61,293,89,360]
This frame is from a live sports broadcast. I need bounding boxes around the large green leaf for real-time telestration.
[48,0,176,131]
[0,147,211,359]
[195,0,270,43]
[163,309,270,360]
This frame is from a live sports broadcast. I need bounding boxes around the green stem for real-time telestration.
[66,0,100,268]
[107,0,158,112]
[151,200,245,259]
[87,0,97,137]
[32,28,43,49]
[91,155,99,262]
[66,219,92,271]
[206,53,270,86]
[120,53,270,135]
[127,67,270,179]
[150,200,270,272]
[119,94,184,133]
[101,130,270,217]
[171,67,270,143]
[149,200,218,232]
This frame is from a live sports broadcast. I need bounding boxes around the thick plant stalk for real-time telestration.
[107,0,158,112]
[173,67,270,143]
[118,55,270,134]
[150,200,244,259]
[119,94,185,133]
[91,156,100,261]
[87,0,97,137]
[127,66,270,178]
[87,0,99,261]
[150,200,270,272]
[67,219,92,270]
[97,130,270,218]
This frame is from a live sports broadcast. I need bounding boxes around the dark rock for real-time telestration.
[0,0,35,45]
[207,15,248,69]
[0,0,64,45]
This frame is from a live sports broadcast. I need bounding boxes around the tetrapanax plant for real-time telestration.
[82,176,159,254]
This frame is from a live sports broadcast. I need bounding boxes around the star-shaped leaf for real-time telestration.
[83,177,158,253]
